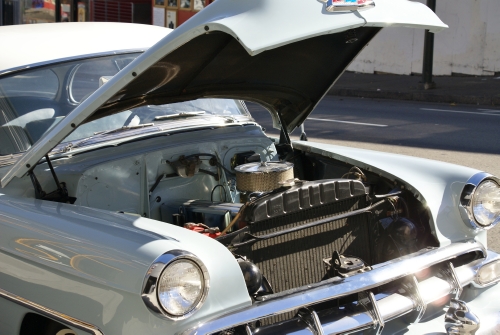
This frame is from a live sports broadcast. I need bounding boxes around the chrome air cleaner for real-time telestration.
[235,162,294,192]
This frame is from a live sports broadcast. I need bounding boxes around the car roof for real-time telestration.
[0,22,172,75]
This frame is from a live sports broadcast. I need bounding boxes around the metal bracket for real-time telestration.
[402,275,426,324]
[358,291,384,335]
[440,262,463,299]
[297,307,325,335]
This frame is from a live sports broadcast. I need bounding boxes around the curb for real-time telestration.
[328,88,500,106]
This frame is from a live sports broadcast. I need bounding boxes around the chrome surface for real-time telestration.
[297,307,325,335]
[234,161,294,192]
[445,299,480,335]
[246,274,475,335]
[459,172,500,230]
[235,161,293,174]
[358,291,384,335]
[402,275,426,323]
[0,50,144,78]
[0,287,103,335]
[141,249,210,321]
[182,241,487,335]
[438,262,464,299]
[449,262,464,299]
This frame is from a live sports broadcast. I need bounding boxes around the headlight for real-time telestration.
[158,259,205,316]
[472,180,500,227]
[142,250,209,320]
[460,173,500,230]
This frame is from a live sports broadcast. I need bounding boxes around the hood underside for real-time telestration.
[1,0,447,186]
[94,27,381,131]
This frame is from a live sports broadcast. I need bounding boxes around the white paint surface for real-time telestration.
[349,0,500,76]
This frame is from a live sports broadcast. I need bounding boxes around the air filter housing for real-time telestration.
[235,162,293,192]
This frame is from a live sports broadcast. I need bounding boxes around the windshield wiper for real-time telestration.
[59,123,156,153]
[154,111,206,120]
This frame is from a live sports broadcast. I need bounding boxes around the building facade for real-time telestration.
[349,0,500,76]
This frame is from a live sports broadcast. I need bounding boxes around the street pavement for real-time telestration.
[246,96,500,251]
[329,71,500,106]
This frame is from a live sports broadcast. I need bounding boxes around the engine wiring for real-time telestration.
[341,166,367,182]
[211,184,228,202]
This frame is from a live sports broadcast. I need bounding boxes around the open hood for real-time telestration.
[1,0,447,187]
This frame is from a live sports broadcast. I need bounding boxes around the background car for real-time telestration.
[1,1,500,335]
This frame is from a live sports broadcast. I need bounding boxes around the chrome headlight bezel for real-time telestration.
[459,172,500,230]
[142,250,210,320]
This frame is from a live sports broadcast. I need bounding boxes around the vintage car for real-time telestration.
[1,1,500,334]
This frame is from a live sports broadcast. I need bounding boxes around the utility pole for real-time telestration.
[55,0,61,22]
[421,0,436,90]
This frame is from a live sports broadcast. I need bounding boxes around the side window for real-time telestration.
[0,69,58,99]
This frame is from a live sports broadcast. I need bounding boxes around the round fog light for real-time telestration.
[477,260,500,285]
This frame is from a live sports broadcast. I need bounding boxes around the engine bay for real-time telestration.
[11,124,439,307]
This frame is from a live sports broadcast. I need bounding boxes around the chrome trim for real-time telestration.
[358,291,384,335]
[297,307,325,335]
[449,262,464,299]
[141,249,210,321]
[0,50,144,78]
[0,287,103,335]
[402,275,426,323]
[445,299,480,335]
[182,241,487,335]
[68,63,83,104]
[459,172,500,230]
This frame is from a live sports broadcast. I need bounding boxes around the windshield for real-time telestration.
[0,53,138,156]
[0,53,249,158]
[62,99,249,144]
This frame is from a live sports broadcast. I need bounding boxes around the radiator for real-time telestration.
[235,179,373,324]
[250,196,372,293]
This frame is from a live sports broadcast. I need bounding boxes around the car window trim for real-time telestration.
[0,49,145,78]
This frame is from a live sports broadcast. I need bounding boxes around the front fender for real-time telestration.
[0,194,251,334]
[293,141,486,247]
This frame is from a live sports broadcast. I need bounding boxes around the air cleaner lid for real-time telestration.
[235,162,293,174]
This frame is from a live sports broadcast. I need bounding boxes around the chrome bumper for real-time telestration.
[182,241,500,335]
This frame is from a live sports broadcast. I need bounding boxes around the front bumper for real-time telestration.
[182,241,500,335]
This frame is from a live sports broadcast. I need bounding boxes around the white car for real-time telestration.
[1,1,499,335]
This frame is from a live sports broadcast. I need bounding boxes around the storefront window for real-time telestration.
[22,0,54,23]
[77,0,89,21]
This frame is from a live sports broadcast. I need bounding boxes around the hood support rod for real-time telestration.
[27,155,75,204]
[45,154,63,194]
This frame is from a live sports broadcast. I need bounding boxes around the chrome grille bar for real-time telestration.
[254,265,477,335]
[181,241,491,335]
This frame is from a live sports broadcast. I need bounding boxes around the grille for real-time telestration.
[248,196,372,324]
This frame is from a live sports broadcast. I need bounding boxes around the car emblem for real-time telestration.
[319,0,375,12]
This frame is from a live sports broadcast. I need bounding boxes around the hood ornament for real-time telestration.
[319,0,375,12]
[445,299,480,335]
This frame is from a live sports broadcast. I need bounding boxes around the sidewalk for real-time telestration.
[328,72,500,106]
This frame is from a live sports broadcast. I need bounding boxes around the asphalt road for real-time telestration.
[246,96,500,251]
